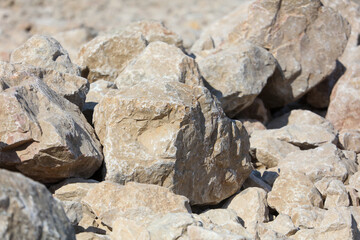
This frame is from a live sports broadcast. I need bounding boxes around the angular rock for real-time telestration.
[0,169,75,239]
[197,42,277,117]
[339,130,360,153]
[224,187,269,228]
[322,180,350,208]
[278,143,353,183]
[262,214,298,237]
[241,119,266,136]
[115,41,202,90]
[10,34,81,76]
[93,81,252,205]
[51,178,99,202]
[81,181,191,230]
[290,206,326,229]
[267,171,323,215]
[76,232,110,240]
[235,98,271,124]
[186,226,249,240]
[78,31,148,83]
[0,61,89,109]
[0,77,103,183]
[242,171,272,192]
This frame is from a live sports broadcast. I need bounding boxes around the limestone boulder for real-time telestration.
[267,171,323,215]
[339,130,360,153]
[197,42,277,117]
[93,81,252,205]
[0,169,75,239]
[241,120,266,136]
[261,214,298,237]
[0,77,103,183]
[0,61,89,109]
[10,35,81,76]
[323,180,350,208]
[115,41,202,90]
[186,226,250,240]
[223,187,269,233]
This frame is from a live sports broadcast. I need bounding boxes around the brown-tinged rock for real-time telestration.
[115,41,202,90]
[0,169,75,239]
[339,130,360,153]
[267,171,323,215]
[10,34,81,76]
[0,77,103,183]
[93,81,252,205]
[197,41,277,117]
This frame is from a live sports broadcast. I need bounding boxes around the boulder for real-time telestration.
[323,180,350,208]
[115,41,202,90]
[0,77,103,183]
[93,81,252,205]
[197,42,277,117]
[0,61,89,109]
[261,214,298,237]
[223,187,269,229]
[241,119,266,136]
[267,171,323,215]
[339,130,360,153]
[10,35,81,76]
[0,169,75,239]
[235,98,271,124]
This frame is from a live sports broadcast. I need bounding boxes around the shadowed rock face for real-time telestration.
[93,81,252,205]
[0,77,103,183]
[0,169,75,239]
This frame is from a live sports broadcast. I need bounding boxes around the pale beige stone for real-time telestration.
[115,41,202,90]
[110,217,150,240]
[197,41,277,117]
[267,171,323,215]
[241,120,266,136]
[186,226,248,240]
[290,206,326,229]
[339,130,360,153]
[0,77,103,183]
[76,232,110,240]
[263,214,298,237]
[10,35,81,76]
[93,81,252,205]
[224,187,268,228]
[322,180,350,208]
[349,171,360,190]
[51,178,99,202]
[0,169,75,239]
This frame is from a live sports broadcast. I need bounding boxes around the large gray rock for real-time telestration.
[0,169,75,239]
[0,77,103,183]
[93,81,252,205]
[197,42,277,117]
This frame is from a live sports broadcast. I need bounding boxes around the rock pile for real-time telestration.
[1,0,360,239]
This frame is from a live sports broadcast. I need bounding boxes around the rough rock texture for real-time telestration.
[93,81,252,205]
[115,41,202,90]
[0,169,75,239]
[339,130,360,153]
[197,42,277,117]
[194,0,351,107]
[0,61,89,109]
[224,187,269,229]
[81,181,191,228]
[261,214,298,237]
[10,35,81,76]
[235,98,271,124]
[0,77,103,183]
[267,171,323,215]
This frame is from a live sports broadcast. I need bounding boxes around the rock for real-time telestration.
[261,171,279,187]
[82,80,117,124]
[51,178,99,202]
[339,130,360,153]
[242,171,272,193]
[54,27,98,65]
[233,0,351,107]
[77,31,148,83]
[267,171,323,215]
[0,77,103,183]
[349,171,360,190]
[10,35,81,76]
[290,206,326,229]
[322,180,350,208]
[197,209,252,238]
[186,226,249,240]
[123,20,184,49]
[250,132,299,168]
[115,41,202,90]
[81,181,191,229]
[235,98,271,124]
[278,143,353,183]
[60,200,84,226]
[224,187,269,229]
[0,169,75,239]
[197,41,277,117]
[93,81,252,205]
[326,68,360,132]
[262,214,298,237]
[241,120,266,136]
[76,232,110,240]
[0,61,89,109]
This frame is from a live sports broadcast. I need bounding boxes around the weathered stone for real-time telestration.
[242,171,272,192]
[0,169,75,239]
[60,200,84,226]
[267,171,323,215]
[0,77,103,183]
[124,20,184,49]
[0,61,89,109]
[186,226,249,240]
[115,41,202,90]
[349,171,360,191]
[235,98,270,124]
[224,187,269,229]
[241,120,266,136]
[290,206,326,229]
[10,35,81,76]
[261,171,279,187]
[81,181,191,230]
[93,81,252,205]
[262,214,298,237]
[110,217,151,240]
[197,41,277,117]
[76,232,110,240]
[77,31,148,83]
[278,144,353,183]
[51,178,99,202]
[339,130,360,153]
[320,179,350,208]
